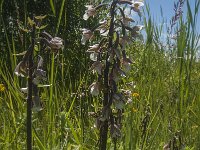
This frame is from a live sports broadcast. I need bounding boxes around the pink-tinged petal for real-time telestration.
[83,5,96,20]
[122,16,135,26]
[131,1,144,15]
[100,30,109,36]
[49,37,63,50]
[85,5,94,9]
[81,29,93,45]
[87,44,99,52]
[96,20,108,36]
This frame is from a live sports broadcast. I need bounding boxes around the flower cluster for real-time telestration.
[0,84,6,92]
[82,0,144,146]
[14,16,63,111]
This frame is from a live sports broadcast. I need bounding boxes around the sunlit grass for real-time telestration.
[0,0,200,149]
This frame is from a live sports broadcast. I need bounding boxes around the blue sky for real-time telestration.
[142,0,200,51]
[144,0,200,32]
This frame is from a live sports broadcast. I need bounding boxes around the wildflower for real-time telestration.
[14,61,28,77]
[126,81,136,88]
[81,28,93,45]
[90,61,103,75]
[87,44,99,52]
[126,98,132,104]
[96,20,108,36]
[121,89,132,97]
[122,57,132,73]
[49,37,63,50]
[131,25,144,37]
[132,92,139,98]
[83,5,96,20]
[100,30,109,36]
[40,32,63,52]
[0,84,6,92]
[122,16,134,26]
[132,1,144,13]
[89,82,100,96]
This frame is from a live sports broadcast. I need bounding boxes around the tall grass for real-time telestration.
[0,0,200,149]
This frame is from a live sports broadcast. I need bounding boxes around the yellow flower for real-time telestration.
[132,92,139,98]
[0,84,6,92]
[132,107,138,113]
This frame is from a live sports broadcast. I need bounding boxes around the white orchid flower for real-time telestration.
[81,28,93,45]
[132,1,144,13]
[49,37,63,50]
[96,20,108,36]
[83,5,96,20]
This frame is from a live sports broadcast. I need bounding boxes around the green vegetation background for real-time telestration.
[0,0,200,149]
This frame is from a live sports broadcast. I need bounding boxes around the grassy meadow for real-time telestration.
[0,0,200,149]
